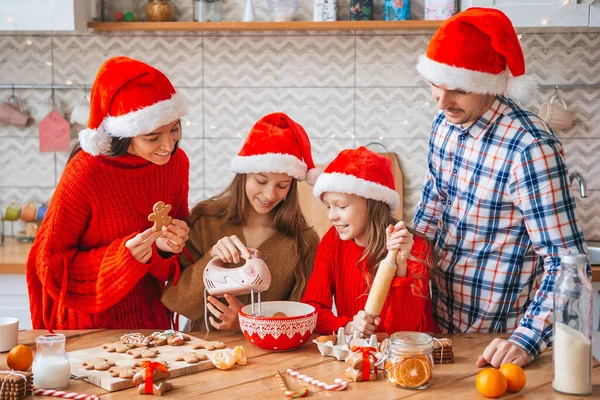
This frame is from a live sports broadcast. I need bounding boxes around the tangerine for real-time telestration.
[476,368,508,398]
[499,363,526,392]
[394,356,431,388]
[232,346,247,366]
[6,344,34,371]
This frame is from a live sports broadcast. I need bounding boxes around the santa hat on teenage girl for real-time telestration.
[78,56,187,155]
[313,146,400,211]
[417,7,536,102]
[231,112,321,185]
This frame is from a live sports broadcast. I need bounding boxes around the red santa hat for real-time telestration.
[231,112,321,185]
[313,146,400,211]
[417,7,536,102]
[79,56,187,155]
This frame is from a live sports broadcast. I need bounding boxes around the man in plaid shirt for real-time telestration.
[414,8,586,368]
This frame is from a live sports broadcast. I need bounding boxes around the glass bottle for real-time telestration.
[553,252,593,396]
[382,332,434,389]
[31,334,71,390]
[194,0,222,22]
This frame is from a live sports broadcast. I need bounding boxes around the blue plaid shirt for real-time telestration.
[413,95,586,358]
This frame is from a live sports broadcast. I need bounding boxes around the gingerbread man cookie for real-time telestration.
[175,351,208,364]
[132,362,170,384]
[82,357,115,371]
[192,339,226,351]
[120,333,155,348]
[136,379,174,396]
[109,363,142,379]
[148,201,172,231]
[102,342,134,353]
[127,348,160,359]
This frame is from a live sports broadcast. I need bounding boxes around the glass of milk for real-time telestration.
[32,334,71,389]
[553,252,593,396]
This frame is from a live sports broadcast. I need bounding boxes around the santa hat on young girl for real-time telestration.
[79,56,187,155]
[417,7,536,102]
[313,146,400,211]
[231,112,321,185]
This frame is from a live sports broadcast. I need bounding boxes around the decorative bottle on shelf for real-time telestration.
[349,0,373,21]
[243,0,256,22]
[384,0,410,21]
[552,252,593,396]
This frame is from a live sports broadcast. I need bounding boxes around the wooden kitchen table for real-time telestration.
[1,330,598,399]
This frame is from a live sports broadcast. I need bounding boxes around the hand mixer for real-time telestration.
[202,251,272,332]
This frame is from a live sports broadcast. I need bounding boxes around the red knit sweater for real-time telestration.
[26,149,189,331]
[302,227,439,335]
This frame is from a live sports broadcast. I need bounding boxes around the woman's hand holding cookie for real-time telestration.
[155,219,189,254]
[207,294,245,330]
[209,235,258,264]
[126,227,163,264]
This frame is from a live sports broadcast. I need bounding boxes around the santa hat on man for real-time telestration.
[417,7,536,102]
[79,56,187,155]
[313,146,400,211]
[231,112,321,185]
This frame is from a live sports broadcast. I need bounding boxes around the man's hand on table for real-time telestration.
[476,338,533,368]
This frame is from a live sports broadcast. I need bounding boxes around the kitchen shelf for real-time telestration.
[87,20,443,32]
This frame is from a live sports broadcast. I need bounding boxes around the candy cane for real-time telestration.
[286,368,348,391]
[274,370,308,398]
[32,388,100,400]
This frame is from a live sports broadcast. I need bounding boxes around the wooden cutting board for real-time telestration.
[68,335,229,392]
[298,151,404,238]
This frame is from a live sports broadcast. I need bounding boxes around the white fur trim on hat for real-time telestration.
[305,167,323,186]
[102,93,187,138]
[231,153,308,181]
[313,172,401,211]
[78,128,111,156]
[506,74,537,103]
[417,55,516,97]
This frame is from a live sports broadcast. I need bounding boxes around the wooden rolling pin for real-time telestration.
[364,248,399,316]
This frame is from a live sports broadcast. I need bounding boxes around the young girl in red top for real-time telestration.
[302,146,438,336]
[26,56,190,331]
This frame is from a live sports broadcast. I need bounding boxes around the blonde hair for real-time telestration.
[359,199,434,296]
[189,174,313,300]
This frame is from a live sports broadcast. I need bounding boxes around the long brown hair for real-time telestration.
[359,199,434,293]
[190,174,313,301]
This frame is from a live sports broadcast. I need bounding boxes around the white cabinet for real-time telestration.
[0,0,89,31]
[590,2,600,26]
[0,274,32,330]
[461,0,591,27]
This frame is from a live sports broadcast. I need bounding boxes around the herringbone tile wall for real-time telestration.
[1,0,599,240]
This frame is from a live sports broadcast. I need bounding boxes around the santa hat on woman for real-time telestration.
[313,146,400,211]
[417,7,536,102]
[79,56,187,155]
[231,112,321,185]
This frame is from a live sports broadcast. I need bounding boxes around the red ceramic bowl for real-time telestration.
[238,301,317,351]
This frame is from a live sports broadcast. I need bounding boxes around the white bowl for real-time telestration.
[0,317,19,352]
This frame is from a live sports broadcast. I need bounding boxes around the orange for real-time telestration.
[6,344,34,371]
[232,346,247,366]
[476,368,508,398]
[499,363,526,392]
[394,357,431,388]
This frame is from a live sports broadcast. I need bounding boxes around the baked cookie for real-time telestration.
[175,351,208,364]
[126,348,160,359]
[148,201,172,231]
[133,362,170,384]
[192,339,226,351]
[82,357,115,371]
[137,379,174,396]
[108,363,142,379]
[163,330,191,346]
[102,342,134,353]
[120,333,155,348]
[149,332,169,346]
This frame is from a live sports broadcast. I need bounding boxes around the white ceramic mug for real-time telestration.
[70,97,90,127]
[539,94,574,130]
[0,317,19,352]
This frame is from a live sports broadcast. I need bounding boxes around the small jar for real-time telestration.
[382,332,434,390]
[32,334,71,390]
[146,0,174,22]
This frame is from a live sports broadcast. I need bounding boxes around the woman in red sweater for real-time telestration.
[26,56,190,331]
[302,146,438,336]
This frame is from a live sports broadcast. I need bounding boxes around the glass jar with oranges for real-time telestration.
[382,332,434,389]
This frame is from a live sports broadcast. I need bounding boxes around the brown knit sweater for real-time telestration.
[161,213,320,331]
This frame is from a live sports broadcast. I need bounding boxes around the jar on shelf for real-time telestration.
[146,0,174,22]
[31,334,71,390]
[382,332,434,390]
